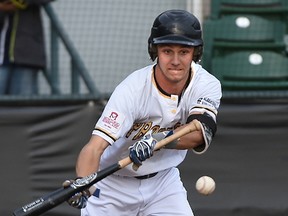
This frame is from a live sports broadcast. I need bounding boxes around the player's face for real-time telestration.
[156,44,194,84]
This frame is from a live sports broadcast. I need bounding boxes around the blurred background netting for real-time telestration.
[2,0,288,100]
[40,0,211,96]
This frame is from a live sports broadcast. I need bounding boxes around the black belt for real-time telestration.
[134,172,158,180]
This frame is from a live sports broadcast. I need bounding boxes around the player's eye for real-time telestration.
[180,50,190,55]
[162,49,172,54]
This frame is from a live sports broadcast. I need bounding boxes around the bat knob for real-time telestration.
[132,163,140,171]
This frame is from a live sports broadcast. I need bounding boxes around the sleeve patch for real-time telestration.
[197,97,218,110]
[98,107,125,134]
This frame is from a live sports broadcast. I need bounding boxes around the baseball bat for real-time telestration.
[13,120,201,216]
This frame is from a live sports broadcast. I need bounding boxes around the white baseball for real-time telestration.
[195,176,216,195]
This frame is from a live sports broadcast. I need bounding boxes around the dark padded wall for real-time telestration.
[180,103,288,216]
[0,103,102,216]
[1,102,288,216]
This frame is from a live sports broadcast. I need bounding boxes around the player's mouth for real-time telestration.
[168,68,182,72]
[168,68,183,76]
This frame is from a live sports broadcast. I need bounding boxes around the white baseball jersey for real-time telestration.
[93,62,221,176]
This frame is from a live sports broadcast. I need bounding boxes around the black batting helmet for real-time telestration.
[148,9,203,62]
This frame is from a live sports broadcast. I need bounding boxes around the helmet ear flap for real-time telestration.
[193,46,203,63]
[148,43,157,61]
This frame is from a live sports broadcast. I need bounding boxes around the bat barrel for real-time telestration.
[13,163,121,216]
[13,187,76,216]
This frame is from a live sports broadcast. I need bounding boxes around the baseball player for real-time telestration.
[65,9,222,216]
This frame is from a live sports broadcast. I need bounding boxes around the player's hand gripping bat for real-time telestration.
[13,120,201,216]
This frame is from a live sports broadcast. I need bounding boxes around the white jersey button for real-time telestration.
[171,96,177,101]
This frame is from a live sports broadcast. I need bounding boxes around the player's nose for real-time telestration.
[171,54,180,65]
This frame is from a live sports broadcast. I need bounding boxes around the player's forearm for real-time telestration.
[76,146,100,177]
[174,130,204,150]
[76,135,109,177]
[152,125,204,150]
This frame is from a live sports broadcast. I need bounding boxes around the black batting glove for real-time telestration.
[62,179,91,209]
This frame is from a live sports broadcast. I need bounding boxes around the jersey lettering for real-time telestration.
[131,122,152,140]
[126,121,182,140]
